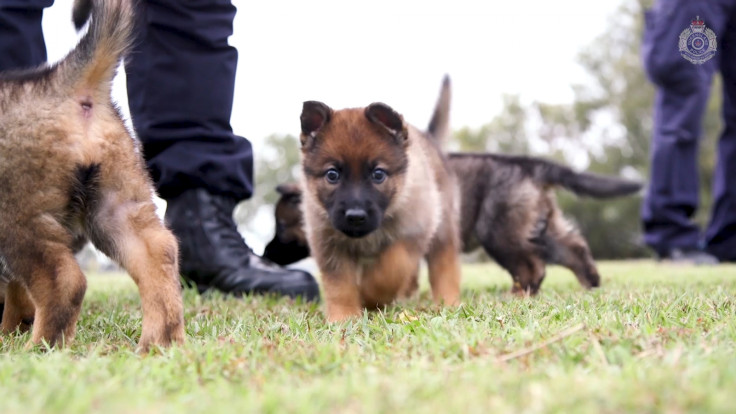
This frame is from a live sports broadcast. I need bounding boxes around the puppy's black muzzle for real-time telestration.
[345,208,368,226]
[334,206,379,238]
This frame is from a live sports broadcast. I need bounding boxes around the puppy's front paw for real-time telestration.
[137,323,185,354]
[326,305,362,322]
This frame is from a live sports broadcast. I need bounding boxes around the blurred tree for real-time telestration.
[453,94,530,154]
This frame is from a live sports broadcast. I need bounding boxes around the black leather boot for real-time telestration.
[164,189,320,301]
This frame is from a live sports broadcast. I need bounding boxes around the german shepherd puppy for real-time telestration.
[0,0,184,350]
[299,77,461,321]
[447,153,641,294]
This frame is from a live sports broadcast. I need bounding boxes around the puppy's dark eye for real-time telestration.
[325,168,340,184]
[371,168,387,184]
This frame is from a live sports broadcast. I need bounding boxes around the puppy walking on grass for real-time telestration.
[299,77,462,321]
[0,0,184,350]
[448,152,642,295]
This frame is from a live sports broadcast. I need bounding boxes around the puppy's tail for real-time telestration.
[427,75,452,144]
[59,0,133,97]
[533,158,642,198]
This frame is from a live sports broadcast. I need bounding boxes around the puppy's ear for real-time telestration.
[365,103,407,144]
[276,183,302,196]
[300,101,332,146]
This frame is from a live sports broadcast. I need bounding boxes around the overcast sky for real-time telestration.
[44,0,623,153]
[42,0,625,250]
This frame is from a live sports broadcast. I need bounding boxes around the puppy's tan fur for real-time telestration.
[299,78,461,321]
[0,0,184,350]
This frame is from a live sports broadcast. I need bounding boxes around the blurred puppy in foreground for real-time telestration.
[0,0,184,351]
[298,77,462,321]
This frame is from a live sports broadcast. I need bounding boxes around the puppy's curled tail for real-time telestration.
[534,158,642,198]
[60,0,134,96]
[427,75,452,144]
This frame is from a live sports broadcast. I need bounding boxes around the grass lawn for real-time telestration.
[1,260,735,413]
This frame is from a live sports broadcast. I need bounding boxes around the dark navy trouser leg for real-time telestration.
[124,0,254,202]
[640,0,733,255]
[0,0,54,72]
[705,7,736,261]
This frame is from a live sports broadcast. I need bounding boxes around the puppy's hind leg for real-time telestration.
[90,197,185,352]
[16,239,87,347]
[1,280,35,334]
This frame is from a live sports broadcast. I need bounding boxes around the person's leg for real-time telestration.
[125,0,251,200]
[0,0,53,72]
[640,1,724,262]
[125,0,319,300]
[706,4,736,261]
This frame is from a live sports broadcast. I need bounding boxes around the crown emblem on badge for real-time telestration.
[679,16,717,64]
[691,16,705,32]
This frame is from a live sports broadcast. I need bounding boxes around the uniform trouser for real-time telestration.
[641,0,736,260]
[0,0,254,201]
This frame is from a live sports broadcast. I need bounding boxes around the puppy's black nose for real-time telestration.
[345,208,367,226]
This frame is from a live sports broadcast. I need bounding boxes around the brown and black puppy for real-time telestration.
[447,153,641,295]
[298,77,461,321]
[0,0,184,350]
